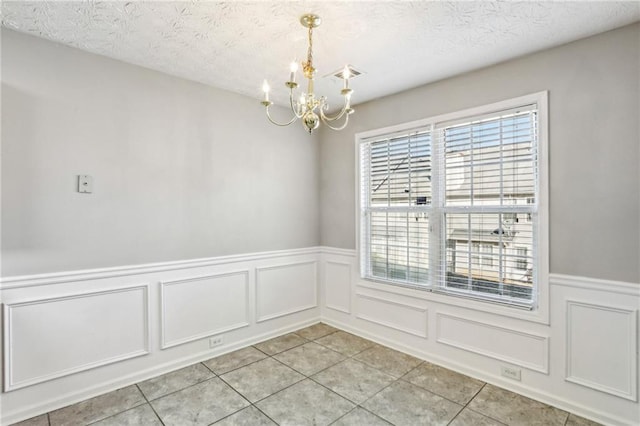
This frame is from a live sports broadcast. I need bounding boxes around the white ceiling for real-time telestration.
[2,1,639,107]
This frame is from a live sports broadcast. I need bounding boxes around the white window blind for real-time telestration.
[435,106,538,307]
[359,98,542,309]
[360,130,432,287]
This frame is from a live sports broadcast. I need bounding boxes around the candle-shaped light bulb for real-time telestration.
[299,93,306,106]
[262,79,270,102]
[342,65,350,89]
[289,61,298,83]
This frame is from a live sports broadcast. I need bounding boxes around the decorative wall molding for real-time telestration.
[324,260,352,314]
[566,300,638,401]
[550,273,640,296]
[3,284,150,392]
[435,313,549,373]
[355,277,550,325]
[355,293,428,338]
[256,260,318,323]
[159,271,250,349]
[0,247,321,290]
[318,246,357,257]
[2,247,639,426]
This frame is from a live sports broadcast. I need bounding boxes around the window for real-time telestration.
[515,247,528,270]
[361,131,432,285]
[359,93,547,309]
[481,244,494,267]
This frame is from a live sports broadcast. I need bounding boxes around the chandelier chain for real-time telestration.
[303,24,315,78]
[307,26,313,68]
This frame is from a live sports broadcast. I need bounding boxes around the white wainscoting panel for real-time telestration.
[160,271,250,349]
[256,261,318,322]
[436,313,549,373]
[324,261,351,314]
[3,284,150,391]
[566,300,638,401]
[355,293,428,337]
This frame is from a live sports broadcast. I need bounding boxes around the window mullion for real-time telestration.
[429,123,442,291]
[406,134,411,282]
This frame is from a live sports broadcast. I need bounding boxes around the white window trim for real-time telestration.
[354,91,549,324]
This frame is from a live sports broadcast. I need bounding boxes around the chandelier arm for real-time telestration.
[265,105,298,127]
[319,105,347,122]
[319,97,350,122]
[319,111,350,131]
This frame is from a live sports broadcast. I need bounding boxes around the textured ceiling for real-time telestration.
[2,1,639,108]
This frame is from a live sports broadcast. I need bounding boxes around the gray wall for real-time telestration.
[319,23,640,283]
[1,29,320,276]
[3,23,639,283]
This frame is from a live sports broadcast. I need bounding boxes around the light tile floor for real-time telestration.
[14,323,601,426]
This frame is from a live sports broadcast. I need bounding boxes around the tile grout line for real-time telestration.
[358,406,394,425]
[448,383,509,426]
[264,347,360,424]
[81,396,153,426]
[264,331,413,423]
[214,345,308,405]
[203,325,340,424]
[225,334,363,423]
[444,382,485,426]
[134,383,166,426]
[197,369,255,425]
[206,350,269,376]
[213,355,301,425]
[270,346,347,378]
[327,406,360,425]
[132,369,218,408]
[345,360,430,426]
[215,360,304,408]
[250,402,281,426]
[245,324,342,425]
[397,367,494,409]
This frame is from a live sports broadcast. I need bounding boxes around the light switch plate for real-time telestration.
[78,175,93,193]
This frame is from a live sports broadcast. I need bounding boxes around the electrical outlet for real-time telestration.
[501,365,521,381]
[209,336,224,348]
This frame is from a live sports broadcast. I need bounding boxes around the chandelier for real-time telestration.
[261,14,354,134]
